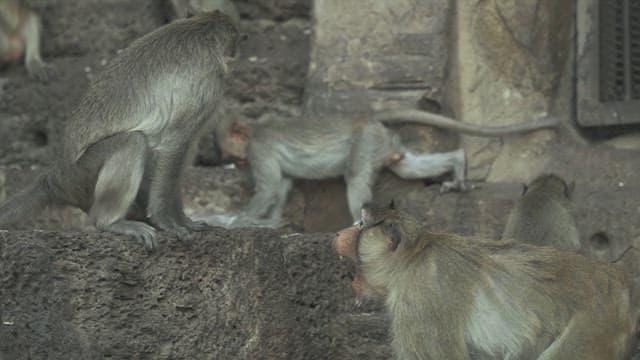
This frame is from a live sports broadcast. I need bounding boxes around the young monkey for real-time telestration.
[334,203,637,360]
[0,0,54,80]
[217,111,560,226]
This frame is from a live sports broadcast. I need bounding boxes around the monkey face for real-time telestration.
[335,223,385,304]
[334,224,360,261]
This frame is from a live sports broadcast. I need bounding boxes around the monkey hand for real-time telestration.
[149,212,213,243]
[182,217,213,232]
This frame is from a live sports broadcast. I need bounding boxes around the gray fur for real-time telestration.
[0,12,240,250]
[223,107,562,226]
[231,116,468,224]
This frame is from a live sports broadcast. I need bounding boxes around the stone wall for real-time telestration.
[305,0,577,182]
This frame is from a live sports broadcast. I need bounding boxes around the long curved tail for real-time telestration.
[374,109,561,136]
[0,170,54,227]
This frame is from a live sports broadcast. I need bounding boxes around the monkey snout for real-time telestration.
[334,226,359,260]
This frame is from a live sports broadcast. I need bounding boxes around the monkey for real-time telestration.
[217,110,561,225]
[502,173,581,250]
[0,0,54,81]
[168,0,240,23]
[334,202,637,360]
[0,11,241,250]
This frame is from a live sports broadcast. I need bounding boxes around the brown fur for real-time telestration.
[335,204,637,359]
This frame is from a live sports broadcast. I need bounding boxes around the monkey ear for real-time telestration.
[383,223,402,251]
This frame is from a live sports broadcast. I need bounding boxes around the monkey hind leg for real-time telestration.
[0,171,53,227]
[537,313,632,360]
[88,132,157,250]
[388,149,469,192]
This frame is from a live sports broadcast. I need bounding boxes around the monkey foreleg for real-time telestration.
[388,149,468,192]
[147,141,210,237]
[266,177,292,223]
[244,156,282,220]
[22,11,54,81]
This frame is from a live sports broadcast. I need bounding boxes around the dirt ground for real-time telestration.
[0,0,639,359]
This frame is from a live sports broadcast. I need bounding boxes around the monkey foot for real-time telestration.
[27,62,56,82]
[149,215,200,244]
[100,220,158,251]
[183,218,213,232]
[440,180,471,193]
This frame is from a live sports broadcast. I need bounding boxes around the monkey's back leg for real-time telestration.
[344,125,390,221]
[536,310,633,360]
[82,131,156,250]
[244,150,283,220]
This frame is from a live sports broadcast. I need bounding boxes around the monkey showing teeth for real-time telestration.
[334,202,638,360]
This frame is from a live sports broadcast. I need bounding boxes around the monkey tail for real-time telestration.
[374,109,561,136]
[0,170,55,227]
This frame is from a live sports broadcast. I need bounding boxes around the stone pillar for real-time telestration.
[449,0,573,181]
[305,0,453,117]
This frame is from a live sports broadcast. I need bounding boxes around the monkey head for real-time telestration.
[191,10,243,61]
[523,173,574,198]
[334,224,380,304]
[334,201,421,301]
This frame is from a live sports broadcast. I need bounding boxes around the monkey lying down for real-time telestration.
[213,110,561,228]
[334,203,638,360]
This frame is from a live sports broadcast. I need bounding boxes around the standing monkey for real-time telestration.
[168,0,240,22]
[217,111,560,224]
[0,0,54,80]
[334,203,637,360]
[0,11,240,250]
[502,173,581,250]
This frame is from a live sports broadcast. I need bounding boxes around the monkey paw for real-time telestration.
[27,62,56,82]
[100,220,158,251]
[184,218,213,232]
[440,180,472,193]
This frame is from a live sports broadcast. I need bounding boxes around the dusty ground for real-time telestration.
[0,0,639,359]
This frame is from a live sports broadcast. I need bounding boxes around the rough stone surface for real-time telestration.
[0,229,346,359]
[450,0,573,181]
